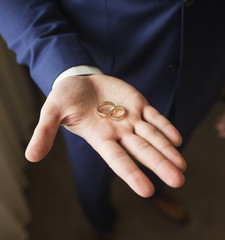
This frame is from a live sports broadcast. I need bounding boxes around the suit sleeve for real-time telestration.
[0,0,97,96]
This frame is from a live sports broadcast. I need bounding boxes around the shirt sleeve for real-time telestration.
[52,65,103,89]
[0,0,98,96]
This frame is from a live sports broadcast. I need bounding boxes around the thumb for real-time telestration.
[25,99,61,162]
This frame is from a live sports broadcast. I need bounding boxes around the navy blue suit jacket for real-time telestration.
[0,0,225,141]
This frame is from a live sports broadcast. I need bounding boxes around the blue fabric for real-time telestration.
[0,0,96,95]
[1,0,225,232]
[0,0,182,112]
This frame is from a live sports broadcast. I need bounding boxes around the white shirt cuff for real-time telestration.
[52,65,103,89]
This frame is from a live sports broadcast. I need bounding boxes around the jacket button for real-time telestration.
[167,64,179,75]
[184,0,195,7]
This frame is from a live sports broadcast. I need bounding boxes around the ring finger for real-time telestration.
[120,133,185,188]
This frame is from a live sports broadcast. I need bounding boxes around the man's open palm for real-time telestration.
[25,74,186,197]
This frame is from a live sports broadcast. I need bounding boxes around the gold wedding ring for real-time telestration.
[97,101,127,120]
[110,105,126,120]
[97,101,116,118]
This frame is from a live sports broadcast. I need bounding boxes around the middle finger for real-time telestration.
[134,120,186,172]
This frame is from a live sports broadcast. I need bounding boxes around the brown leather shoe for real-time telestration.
[151,192,189,223]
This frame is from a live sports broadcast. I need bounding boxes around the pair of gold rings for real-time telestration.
[97,101,126,120]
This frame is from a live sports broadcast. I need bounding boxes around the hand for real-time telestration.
[25,74,186,197]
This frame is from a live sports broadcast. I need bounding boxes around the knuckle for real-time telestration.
[113,149,127,161]
[138,140,150,152]
[147,126,160,138]
[162,144,187,171]
[154,158,167,173]
[150,109,161,121]
[162,143,174,153]
[124,169,139,182]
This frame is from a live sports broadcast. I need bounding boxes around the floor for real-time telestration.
[25,100,225,240]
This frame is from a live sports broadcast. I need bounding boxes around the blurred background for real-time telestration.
[1,35,225,240]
